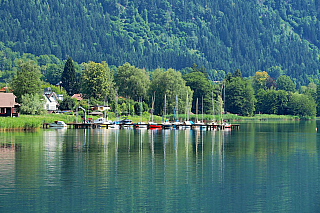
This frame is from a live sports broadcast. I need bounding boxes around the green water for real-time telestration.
[1,121,320,212]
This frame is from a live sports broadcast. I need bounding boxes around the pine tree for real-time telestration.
[61,57,76,95]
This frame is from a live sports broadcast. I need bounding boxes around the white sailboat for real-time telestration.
[222,83,231,128]
[193,98,205,130]
[162,94,172,129]
[173,95,182,128]
[137,97,147,129]
[183,91,192,128]
[148,94,162,129]
[209,91,218,126]
[109,95,119,129]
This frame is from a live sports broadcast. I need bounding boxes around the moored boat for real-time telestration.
[148,122,162,129]
[49,121,67,128]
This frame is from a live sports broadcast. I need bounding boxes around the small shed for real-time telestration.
[0,93,20,117]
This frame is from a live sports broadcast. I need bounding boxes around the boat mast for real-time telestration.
[223,81,226,123]
[186,91,189,121]
[196,98,198,123]
[128,97,130,120]
[173,95,178,122]
[140,97,143,123]
[212,91,215,123]
[163,94,167,122]
[152,95,155,122]
[202,96,204,123]
[116,95,118,121]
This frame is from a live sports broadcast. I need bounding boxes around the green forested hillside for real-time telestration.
[1,0,320,86]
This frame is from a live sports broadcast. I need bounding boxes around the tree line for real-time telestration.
[7,57,319,118]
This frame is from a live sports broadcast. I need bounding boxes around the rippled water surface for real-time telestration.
[1,121,320,212]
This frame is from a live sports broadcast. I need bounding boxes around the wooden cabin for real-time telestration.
[0,93,20,117]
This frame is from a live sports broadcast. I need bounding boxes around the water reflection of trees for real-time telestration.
[2,122,320,212]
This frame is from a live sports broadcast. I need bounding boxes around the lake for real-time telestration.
[1,121,320,212]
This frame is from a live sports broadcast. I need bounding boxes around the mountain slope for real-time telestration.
[1,0,320,85]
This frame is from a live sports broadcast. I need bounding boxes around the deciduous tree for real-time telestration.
[115,62,150,101]
[287,93,316,117]
[225,69,255,116]
[81,61,114,101]
[183,71,218,114]
[149,68,193,116]
[20,93,46,115]
[277,75,295,92]
[11,60,42,101]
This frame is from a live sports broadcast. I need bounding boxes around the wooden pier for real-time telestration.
[43,123,240,130]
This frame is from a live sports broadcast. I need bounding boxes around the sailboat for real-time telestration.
[162,94,173,129]
[193,97,205,130]
[172,95,182,129]
[137,97,147,129]
[222,83,231,128]
[109,95,119,129]
[148,93,162,129]
[208,91,218,127]
[183,91,192,128]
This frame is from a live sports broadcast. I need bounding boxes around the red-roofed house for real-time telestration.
[72,94,83,101]
[0,93,20,117]
[0,87,11,93]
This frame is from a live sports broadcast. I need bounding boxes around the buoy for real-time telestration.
[316,128,317,131]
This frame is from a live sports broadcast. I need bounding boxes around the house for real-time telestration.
[72,93,83,101]
[0,93,20,117]
[0,87,11,93]
[91,104,110,111]
[43,87,61,112]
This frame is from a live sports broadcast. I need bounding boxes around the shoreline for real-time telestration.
[0,113,313,130]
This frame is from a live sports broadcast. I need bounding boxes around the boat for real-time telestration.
[193,98,206,130]
[162,120,172,129]
[208,91,218,127]
[94,117,112,125]
[181,92,192,129]
[148,94,162,129]
[119,118,133,129]
[136,122,147,129]
[108,122,119,129]
[172,95,182,129]
[224,123,232,128]
[49,121,67,128]
[137,98,147,129]
[222,83,231,129]
[161,94,172,129]
[148,122,162,129]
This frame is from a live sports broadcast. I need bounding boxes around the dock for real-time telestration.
[43,123,240,130]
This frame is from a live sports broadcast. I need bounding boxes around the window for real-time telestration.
[0,108,6,114]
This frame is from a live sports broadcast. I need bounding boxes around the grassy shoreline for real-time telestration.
[0,113,312,130]
[0,114,77,130]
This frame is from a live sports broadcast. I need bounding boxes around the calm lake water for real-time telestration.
[1,121,320,212]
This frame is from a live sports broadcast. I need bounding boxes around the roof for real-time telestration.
[88,111,103,115]
[72,94,83,101]
[43,92,59,103]
[0,87,12,92]
[0,93,20,107]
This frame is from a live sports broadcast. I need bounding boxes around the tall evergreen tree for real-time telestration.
[61,57,76,95]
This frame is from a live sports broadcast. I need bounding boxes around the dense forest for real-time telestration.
[1,0,320,87]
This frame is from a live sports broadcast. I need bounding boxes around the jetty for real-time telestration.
[43,122,240,130]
